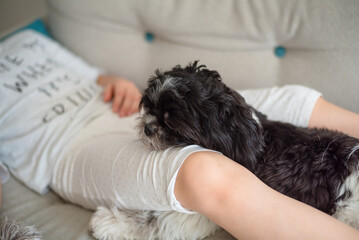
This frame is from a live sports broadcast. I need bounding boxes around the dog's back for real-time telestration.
[254,114,359,218]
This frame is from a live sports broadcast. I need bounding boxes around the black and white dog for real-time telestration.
[90,61,359,240]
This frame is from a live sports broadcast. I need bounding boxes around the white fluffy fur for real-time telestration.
[0,218,42,240]
[332,145,359,229]
[90,206,219,240]
[333,168,359,229]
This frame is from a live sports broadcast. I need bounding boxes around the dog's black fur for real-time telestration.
[139,61,359,216]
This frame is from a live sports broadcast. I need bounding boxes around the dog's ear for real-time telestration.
[227,89,264,171]
[199,86,263,171]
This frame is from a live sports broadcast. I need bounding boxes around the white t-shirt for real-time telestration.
[0,30,107,194]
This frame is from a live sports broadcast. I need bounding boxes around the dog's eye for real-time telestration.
[148,109,156,116]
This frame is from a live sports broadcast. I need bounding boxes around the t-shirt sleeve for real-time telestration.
[238,85,322,127]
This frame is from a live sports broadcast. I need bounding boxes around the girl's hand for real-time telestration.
[97,75,142,117]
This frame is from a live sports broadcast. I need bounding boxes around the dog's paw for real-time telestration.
[90,206,130,240]
[157,212,219,240]
[90,206,152,240]
[89,207,218,240]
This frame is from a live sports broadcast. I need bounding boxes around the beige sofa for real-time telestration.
[1,0,359,239]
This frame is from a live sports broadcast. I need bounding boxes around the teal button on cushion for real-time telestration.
[274,46,286,58]
[145,32,155,42]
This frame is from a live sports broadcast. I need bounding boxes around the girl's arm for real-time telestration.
[309,97,359,138]
[175,151,359,240]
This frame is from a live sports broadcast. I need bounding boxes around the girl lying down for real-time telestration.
[1,30,359,240]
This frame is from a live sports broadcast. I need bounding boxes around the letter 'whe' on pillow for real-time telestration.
[0,30,108,194]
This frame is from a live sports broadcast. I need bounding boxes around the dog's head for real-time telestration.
[139,61,263,170]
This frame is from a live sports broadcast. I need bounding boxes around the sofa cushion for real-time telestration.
[47,0,359,113]
[0,175,94,240]
[0,18,52,42]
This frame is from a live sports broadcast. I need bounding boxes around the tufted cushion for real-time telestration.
[47,0,359,113]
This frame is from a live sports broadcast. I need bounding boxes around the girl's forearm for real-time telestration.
[309,97,359,139]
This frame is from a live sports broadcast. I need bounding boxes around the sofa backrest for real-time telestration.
[47,0,359,113]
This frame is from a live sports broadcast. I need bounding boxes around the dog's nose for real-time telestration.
[144,124,156,137]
